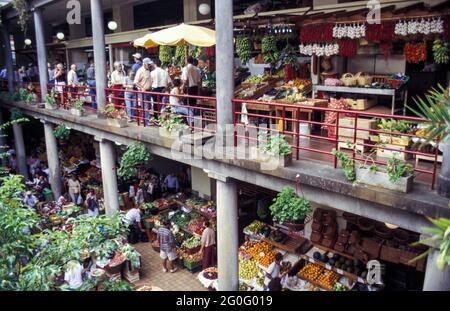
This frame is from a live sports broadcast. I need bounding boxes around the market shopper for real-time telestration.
[263,252,283,291]
[110,61,126,108]
[164,173,180,194]
[134,58,153,125]
[67,175,82,205]
[67,64,79,88]
[124,207,145,244]
[151,59,171,113]
[23,191,39,208]
[53,63,66,93]
[84,189,99,217]
[131,53,143,74]
[200,220,216,270]
[86,62,97,108]
[181,56,201,108]
[124,69,136,120]
[170,79,194,126]
[157,220,178,273]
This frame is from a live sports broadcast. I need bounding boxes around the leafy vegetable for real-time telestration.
[386,158,414,183]
[236,36,252,65]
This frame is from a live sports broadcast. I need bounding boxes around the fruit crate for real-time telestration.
[183,259,203,272]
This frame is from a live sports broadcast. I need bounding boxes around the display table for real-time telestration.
[197,270,218,290]
[312,85,407,115]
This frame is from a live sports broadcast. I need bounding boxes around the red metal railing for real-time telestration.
[232,98,440,189]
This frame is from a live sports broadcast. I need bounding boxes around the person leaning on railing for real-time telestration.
[124,69,136,121]
[150,59,172,114]
[86,62,97,108]
[110,61,126,109]
[134,58,153,126]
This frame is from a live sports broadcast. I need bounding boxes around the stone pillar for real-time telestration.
[423,249,450,291]
[437,143,450,198]
[209,172,239,291]
[12,123,28,179]
[33,7,49,100]
[98,138,120,215]
[215,0,234,128]
[108,44,114,74]
[42,121,62,199]
[90,0,107,111]
[1,24,14,94]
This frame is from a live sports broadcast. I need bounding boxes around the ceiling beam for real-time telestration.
[428,0,450,12]
[393,2,425,14]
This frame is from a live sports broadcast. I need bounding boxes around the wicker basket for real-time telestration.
[355,72,373,86]
[340,73,357,86]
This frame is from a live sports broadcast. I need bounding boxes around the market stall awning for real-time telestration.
[133,23,216,48]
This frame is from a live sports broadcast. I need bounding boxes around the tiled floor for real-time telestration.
[133,242,207,291]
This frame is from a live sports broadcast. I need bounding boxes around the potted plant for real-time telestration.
[70,99,85,117]
[117,142,151,181]
[104,104,128,128]
[158,107,188,138]
[45,89,58,110]
[251,130,292,168]
[269,186,311,231]
[332,147,415,193]
[53,124,71,142]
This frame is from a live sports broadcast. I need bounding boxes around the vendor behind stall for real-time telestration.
[124,207,145,244]
[67,175,82,205]
[200,220,216,270]
[164,173,180,194]
[263,252,283,291]
[84,189,99,217]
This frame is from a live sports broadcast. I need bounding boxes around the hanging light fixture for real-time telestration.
[198,3,211,16]
[56,32,65,40]
[385,223,399,229]
[24,38,32,46]
[108,21,118,31]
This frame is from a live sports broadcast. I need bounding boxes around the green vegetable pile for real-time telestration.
[282,44,298,67]
[236,36,253,65]
[159,46,174,68]
[432,40,450,65]
[261,36,279,64]
[171,211,196,227]
[181,236,201,249]
[378,118,412,134]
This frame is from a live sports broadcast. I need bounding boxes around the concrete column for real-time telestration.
[98,138,120,215]
[108,44,114,74]
[215,0,234,128]
[90,0,107,111]
[12,123,28,179]
[42,121,62,199]
[33,8,48,100]
[437,143,450,198]
[1,24,14,94]
[423,249,450,291]
[209,172,238,291]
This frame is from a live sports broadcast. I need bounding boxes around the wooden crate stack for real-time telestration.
[337,117,377,154]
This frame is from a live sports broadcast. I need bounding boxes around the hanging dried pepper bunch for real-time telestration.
[404,42,427,63]
[339,39,357,57]
[366,22,395,42]
[299,24,334,43]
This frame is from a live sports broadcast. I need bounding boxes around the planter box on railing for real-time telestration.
[70,108,85,117]
[107,118,128,128]
[355,167,413,193]
[159,127,185,138]
[250,147,292,168]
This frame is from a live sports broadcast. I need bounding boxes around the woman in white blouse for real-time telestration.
[110,61,126,108]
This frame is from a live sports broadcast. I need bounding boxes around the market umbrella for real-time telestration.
[133,23,216,48]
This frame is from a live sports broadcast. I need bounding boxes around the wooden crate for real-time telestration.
[376,143,412,160]
[347,98,377,111]
[338,139,372,153]
[338,117,377,140]
[415,154,443,165]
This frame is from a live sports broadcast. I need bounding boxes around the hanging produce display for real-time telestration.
[282,45,298,82]
[339,39,357,57]
[175,45,187,66]
[332,24,366,39]
[300,24,334,43]
[299,43,339,57]
[380,42,393,61]
[395,18,444,36]
[404,42,427,63]
[236,36,253,65]
[432,40,450,64]
[365,22,395,42]
[159,46,174,68]
[261,35,279,64]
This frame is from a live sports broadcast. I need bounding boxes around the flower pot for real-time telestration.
[45,104,57,110]
[283,219,305,231]
[250,147,293,168]
[70,108,85,117]
[355,167,414,193]
[107,118,128,128]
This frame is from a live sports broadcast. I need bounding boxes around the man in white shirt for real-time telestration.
[181,56,201,108]
[151,59,171,114]
[23,191,38,208]
[124,207,145,244]
[134,58,153,125]
[263,252,283,291]
[67,64,79,87]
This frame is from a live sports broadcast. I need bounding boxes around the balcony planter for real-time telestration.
[249,146,292,168]
[107,118,128,128]
[355,167,414,193]
[159,127,185,138]
[283,219,305,232]
[70,108,85,117]
[45,103,57,110]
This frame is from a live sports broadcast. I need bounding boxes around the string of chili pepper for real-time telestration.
[299,23,334,43]
[339,39,357,57]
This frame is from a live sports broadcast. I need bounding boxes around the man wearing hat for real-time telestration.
[134,58,154,126]
[131,53,143,74]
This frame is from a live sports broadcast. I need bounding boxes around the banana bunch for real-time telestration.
[236,36,253,65]
[175,45,188,66]
[433,40,450,64]
[262,35,279,64]
[159,46,174,68]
